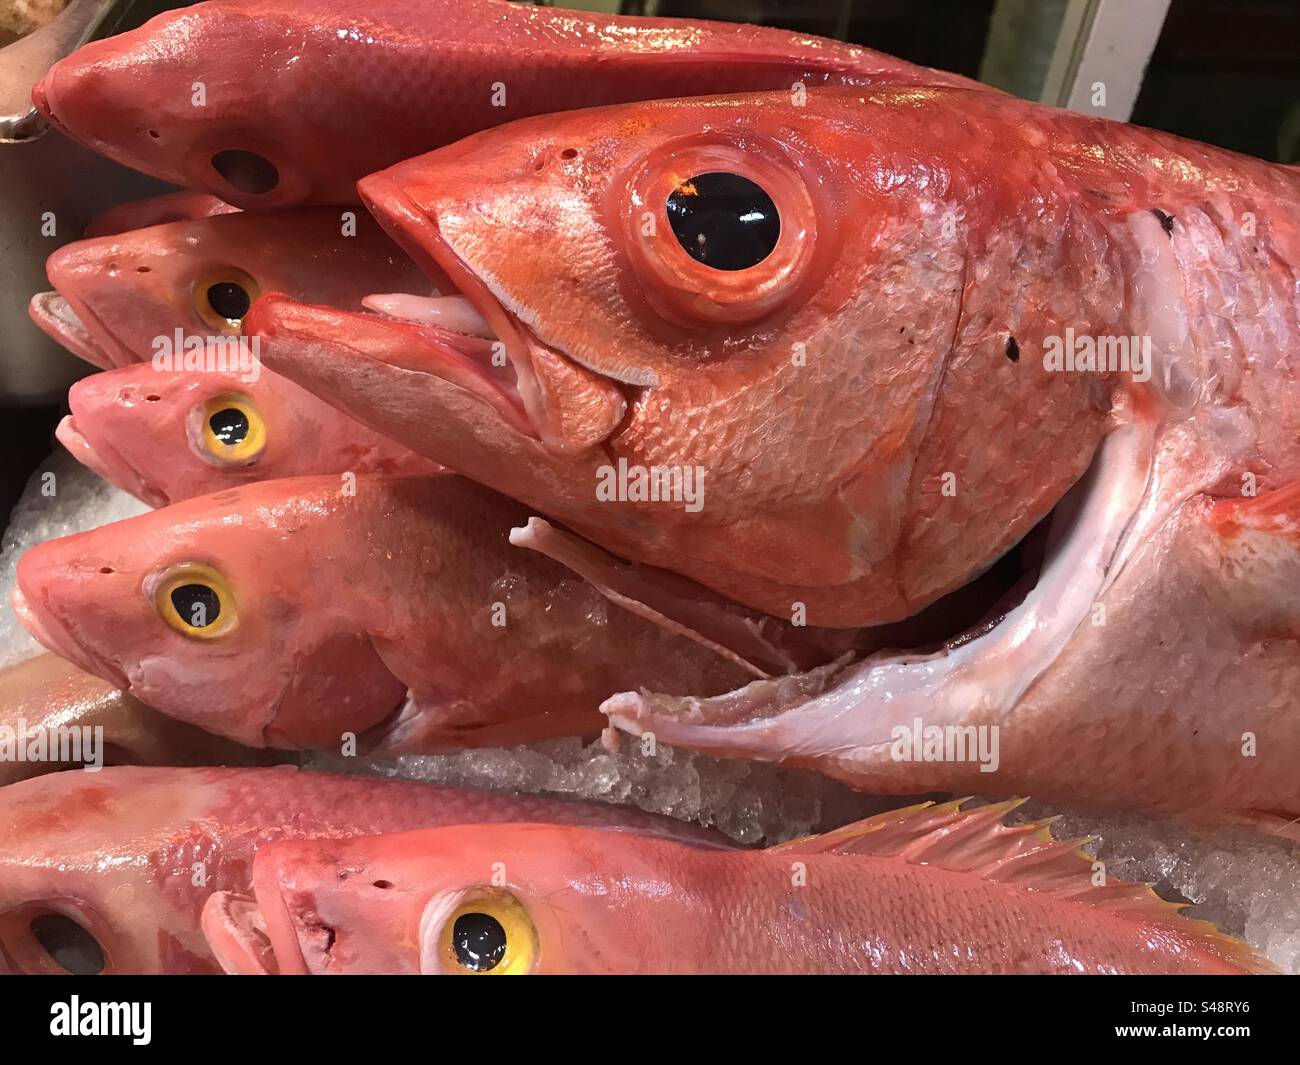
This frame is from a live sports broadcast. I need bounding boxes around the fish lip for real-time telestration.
[27,292,118,370]
[55,414,170,508]
[358,171,628,446]
[247,294,536,438]
[602,411,1158,756]
[9,583,131,692]
[201,892,283,976]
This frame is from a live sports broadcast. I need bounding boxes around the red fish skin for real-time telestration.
[31,0,984,210]
[82,191,238,239]
[235,817,1264,975]
[57,364,441,508]
[258,86,1299,627]
[0,765,728,975]
[0,653,271,787]
[12,475,755,749]
[31,207,433,370]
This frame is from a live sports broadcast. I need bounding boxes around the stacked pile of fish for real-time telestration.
[1,0,1296,974]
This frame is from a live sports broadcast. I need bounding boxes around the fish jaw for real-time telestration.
[357,170,629,454]
[28,290,125,370]
[56,414,169,508]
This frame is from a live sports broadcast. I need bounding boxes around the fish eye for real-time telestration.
[665,172,780,271]
[194,392,266,466]
[193,266,260,330]
[154,563,237,639]
[624,139,818,326]
[0,904,106,975]
[438,890,537,975]
[211,149,280,196]
[190,391,267,468]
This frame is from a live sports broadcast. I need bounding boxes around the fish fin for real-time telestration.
[1183,807,1300,844]
[511,517,820,678]
[772,798,1277,974]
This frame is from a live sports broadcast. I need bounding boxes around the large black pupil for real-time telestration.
[665,171,780,271]
[208,282,250,321]
[452,912,507,972]
[171,584,220,626]
[30,914,105,976]
[209,407,250,446]
[211,149,279,195]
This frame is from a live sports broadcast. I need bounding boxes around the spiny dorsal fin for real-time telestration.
[770,798,1276,974]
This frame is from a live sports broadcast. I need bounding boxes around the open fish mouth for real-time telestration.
[28,291,127,370]
[356,171,629,450]
[602,413,1157,761]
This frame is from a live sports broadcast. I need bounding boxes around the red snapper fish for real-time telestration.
[11,474,778,750]
[247,87,1300,827]
[204,798,1273,975]
[31,0,981,209]
[0,765,726,974]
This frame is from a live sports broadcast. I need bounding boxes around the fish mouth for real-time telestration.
[27,291,123,370]
[603,410,1157,764]
[9,583,130,691]
[357,172,628,451]
[55,414,169,508]
[201,891,297,976]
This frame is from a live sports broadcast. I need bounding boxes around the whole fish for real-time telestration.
[29,206,432,370]
[57,364,439,507]
[0,765,727,974]
[0,652,269,787]
[203,798,1272,975]
[11,474,768,749]
[248,87,1300,827]
[31,0,981,209]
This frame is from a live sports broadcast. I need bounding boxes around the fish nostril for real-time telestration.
[99,567,114,575]
[560,147,579,160]
[148,129,160,140]
[136,266,151,274]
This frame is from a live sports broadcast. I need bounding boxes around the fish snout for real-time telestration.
[13,550,132,690]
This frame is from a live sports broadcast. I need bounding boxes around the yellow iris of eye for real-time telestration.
[155,563,237,639]
[440,890,537,975]
[192,266,260,331]
[200,393,266,465]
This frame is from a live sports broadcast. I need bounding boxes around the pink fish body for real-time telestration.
[12,474,753,749]
[207,799,1271,975]
[57,364,439,507]
[32,0,980,209]
[0,765,725,975]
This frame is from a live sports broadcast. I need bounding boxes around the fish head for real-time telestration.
[58,363,433,506]
[11,479,405,747]
[253,88,1116,625]
[0,771,219,974]
[209,824,653,974]
[30,208,426,372]
[32,3,327,208]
